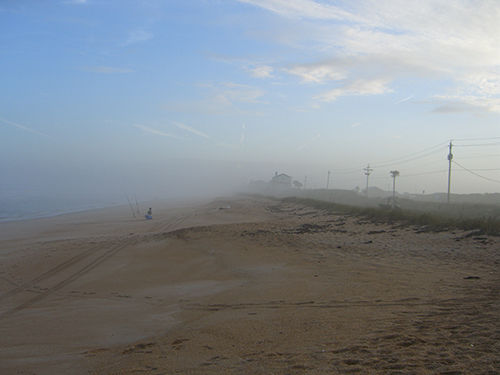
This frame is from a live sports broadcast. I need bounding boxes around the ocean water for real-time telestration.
[0,192,122,223]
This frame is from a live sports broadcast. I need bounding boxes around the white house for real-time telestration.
[270,172,292,189]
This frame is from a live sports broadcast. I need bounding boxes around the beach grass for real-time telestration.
[282,196,500,236]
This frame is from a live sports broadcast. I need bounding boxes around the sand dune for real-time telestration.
[0,195,499,374]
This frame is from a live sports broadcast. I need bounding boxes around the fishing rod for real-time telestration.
[134,189,140,217]
[124,191,136,219]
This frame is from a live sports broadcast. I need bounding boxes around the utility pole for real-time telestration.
[364,164,373,196]
[447,141,453,204]
[326,170,330,189]
[390,170,400,197]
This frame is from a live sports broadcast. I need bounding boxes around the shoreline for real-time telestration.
[0,202,123,224]
[1,195,499,374]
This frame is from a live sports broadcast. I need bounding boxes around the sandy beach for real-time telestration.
[1,194,499,374]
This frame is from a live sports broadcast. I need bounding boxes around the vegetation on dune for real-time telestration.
[281,197,500,236]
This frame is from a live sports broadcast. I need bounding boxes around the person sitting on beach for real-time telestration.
[145,207,152,220]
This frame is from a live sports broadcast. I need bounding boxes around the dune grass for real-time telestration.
[282,197,500,236]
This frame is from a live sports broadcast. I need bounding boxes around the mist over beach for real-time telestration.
[1,1,499,207]
[1,1,500,374]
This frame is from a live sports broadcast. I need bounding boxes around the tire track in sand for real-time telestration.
[0,238,136,321]
[0,241,111,303]
[146,216,188,234]
[0,215,188,321]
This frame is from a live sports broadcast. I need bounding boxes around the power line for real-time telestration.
[328,165,367,174]
[459,154,500,159]
[371,143,448,168]
[327,142,449,174]
[300,138,498,193]
[368,169,448,180]
[398,170,448,178]
[452,161,500,184]
[370,141,448,165]
[455,141,500,147]
[327,139,497,176]
[455,168,500,172]
[453,136,500,142]
[373,148,446,168]
[385,158,444,172]
[331,149,498,176]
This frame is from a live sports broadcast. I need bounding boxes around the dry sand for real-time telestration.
[0,195,499,374]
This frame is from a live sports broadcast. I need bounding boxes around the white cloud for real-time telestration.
[286,63,346,83]
[124,30,154,45]
[206,52,277,81]
[431,95,500,115]
[237,0,500,104]
[298,133,320,150]
[394,96,414,105]
[171,121,210,138]
[163,83,266,116]
[248,65,275,79]
[221,83,266,103]
[0,118,52,138]
[315,79,392,102]
[133,124,187,139]
[457,73,500,96]
[237,0,358,22]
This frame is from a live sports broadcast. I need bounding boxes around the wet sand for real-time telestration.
[0,195,499,374]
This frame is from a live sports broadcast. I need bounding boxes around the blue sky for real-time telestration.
[1,0,499,199]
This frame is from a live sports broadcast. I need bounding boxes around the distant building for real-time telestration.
[247,180,269,190]
[270,172,292,189]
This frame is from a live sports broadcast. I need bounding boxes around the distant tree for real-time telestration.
[293,180,303,189]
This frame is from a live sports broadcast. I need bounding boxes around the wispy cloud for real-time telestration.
[79,66,133,74]
[237,0,500,106]
[237,0,358,22]
[430,95,500,115]
[124,29,154,45]
[222,83,267,103]
[286,62,346,84]
[298,133,320,150]
[206,52,277,81]
[315,79,392,102]
[63,0,88,4]
[394,95,414,104]
[162,83,267,116]
[133,124,187,139]
[248,65,275,79]
[0,118,52,138]
[171,121,210,138]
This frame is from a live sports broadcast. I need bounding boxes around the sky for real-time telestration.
[1,0,500,201]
